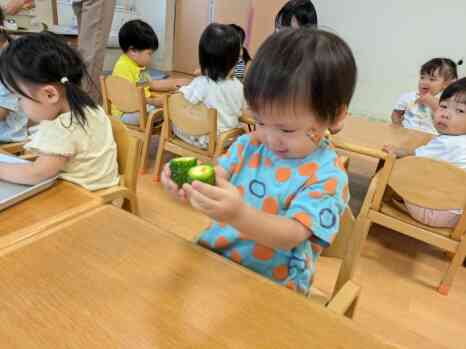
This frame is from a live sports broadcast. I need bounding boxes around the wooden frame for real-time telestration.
[352,150,466,295]
[100,75,163,174]
[153,93,245,181]
[95,115,142,216]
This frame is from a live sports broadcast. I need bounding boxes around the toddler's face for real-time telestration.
[418,69,450,96]
[252,104,340,159]
[434,97,466,135]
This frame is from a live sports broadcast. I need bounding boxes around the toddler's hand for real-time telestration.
[175,78,191,88]
[160,163,188,202]
[382,144,397,156]
[183,171,244,224]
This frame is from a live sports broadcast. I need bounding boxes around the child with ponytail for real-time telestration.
[0,32,119,190]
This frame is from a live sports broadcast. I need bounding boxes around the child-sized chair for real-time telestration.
[100,75,163,173]
[153,93,245,182]
[356,155,466,295]
[96,115,142,216]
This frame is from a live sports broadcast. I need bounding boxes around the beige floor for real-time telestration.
[137,154,466,349]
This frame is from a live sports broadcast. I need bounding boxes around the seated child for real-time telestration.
[173,23,245,149]
[391,58,460,134]
[112,19,190,125]
[384,77,466,228]
[0,32,119,191]
[162,28,356,295]
[0,10,28,143]
[229,24,252,81]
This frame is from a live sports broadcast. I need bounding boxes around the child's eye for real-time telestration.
[440,104,448,109]
[456,108,465,114]
[281,129,296,133]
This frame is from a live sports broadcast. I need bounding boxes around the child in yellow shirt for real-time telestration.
[112,20,190,124]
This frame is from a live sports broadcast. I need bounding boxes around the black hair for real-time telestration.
[439,77,466,104]
[118,19,158,53]
[275,0,318,30]
[199,23,241,82]
[0,32,98,129]
[244,28,357,125]
[229,23,251,64]
[0,7,12,46]
[421,58,462,81]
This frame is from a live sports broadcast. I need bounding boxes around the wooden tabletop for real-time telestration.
[333,116,433,153]
[0,180,102,252]
[0,205,396,349]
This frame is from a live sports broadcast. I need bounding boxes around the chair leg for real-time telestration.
[153,136,165,182]
[438,236,466,295]
[345,294,359,319]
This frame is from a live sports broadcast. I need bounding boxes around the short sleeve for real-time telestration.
[217,134,251,174]
[286,164,348,247]
[394,92,415,111]
[180,77,207,104]
[24,120,76,157]
[415,138,445,159]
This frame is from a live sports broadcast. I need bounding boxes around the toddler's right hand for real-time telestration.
[160,163,188,202]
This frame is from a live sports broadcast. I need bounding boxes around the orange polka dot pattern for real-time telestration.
[197,134,348,296]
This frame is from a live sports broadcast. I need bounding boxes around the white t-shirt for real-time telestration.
[25,107,120,191]
[415,134,466,214]
[173,76,244,148]
[394,91,438,135]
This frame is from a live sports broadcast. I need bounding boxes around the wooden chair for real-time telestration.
[309,207,362,318]
[96,115,142,216]
[353,152,466,295]
[100,75,163,173]
[0,142,27,155]
[153,93,245,181]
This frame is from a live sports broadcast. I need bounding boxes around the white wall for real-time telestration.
[313,0,466,121]
[56,0,174,71]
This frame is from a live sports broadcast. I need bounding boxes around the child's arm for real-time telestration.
[391,110,404,126]
[146,96,163,108]
[149,78,191,92]
[0,107,9,121]
[0,154,66,185]
[184,176,310,251]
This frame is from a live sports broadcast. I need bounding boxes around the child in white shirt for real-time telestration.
[173,23,245,149]
[391,58,461,134]
[384,77,466,228]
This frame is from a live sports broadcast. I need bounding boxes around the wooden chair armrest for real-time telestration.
[239,115,255,126]
[327,280,360,316]
[0,142,26,155]
[20,153,38,161]
[217,128,245,149]
[332,138,389,160]
[96,186,130,204]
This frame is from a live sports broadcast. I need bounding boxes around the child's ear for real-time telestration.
[40,85,61,104]
[334,105,349,125]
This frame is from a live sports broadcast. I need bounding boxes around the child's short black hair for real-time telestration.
[229,23,251,64]
[199,23,241,82]
[244,28,357,125]
[421,58,462,81]
[275,0,318,30]
[0,32,97,129]
[440,77,466,104]
[118,19,158,53]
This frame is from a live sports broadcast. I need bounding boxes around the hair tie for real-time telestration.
[458,59,464,66]
[60,77,69,84]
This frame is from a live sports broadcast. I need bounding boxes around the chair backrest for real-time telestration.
[388,156,466,211]
[108,114,141,194]
[164,93,218,154]
[321,207,357,297]
[100,75,148,129]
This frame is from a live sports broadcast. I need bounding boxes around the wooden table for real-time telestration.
[333,116,433,154]
[0,180,102,252]
[0,205,396,349]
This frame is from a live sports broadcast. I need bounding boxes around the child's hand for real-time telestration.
[174,78,191,88]
[160,163,188,202]
[416,93,436,108]
[183,168,244,224]
[383,144,410,158]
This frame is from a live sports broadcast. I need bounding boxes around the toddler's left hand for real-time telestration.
[183,167,245,224]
